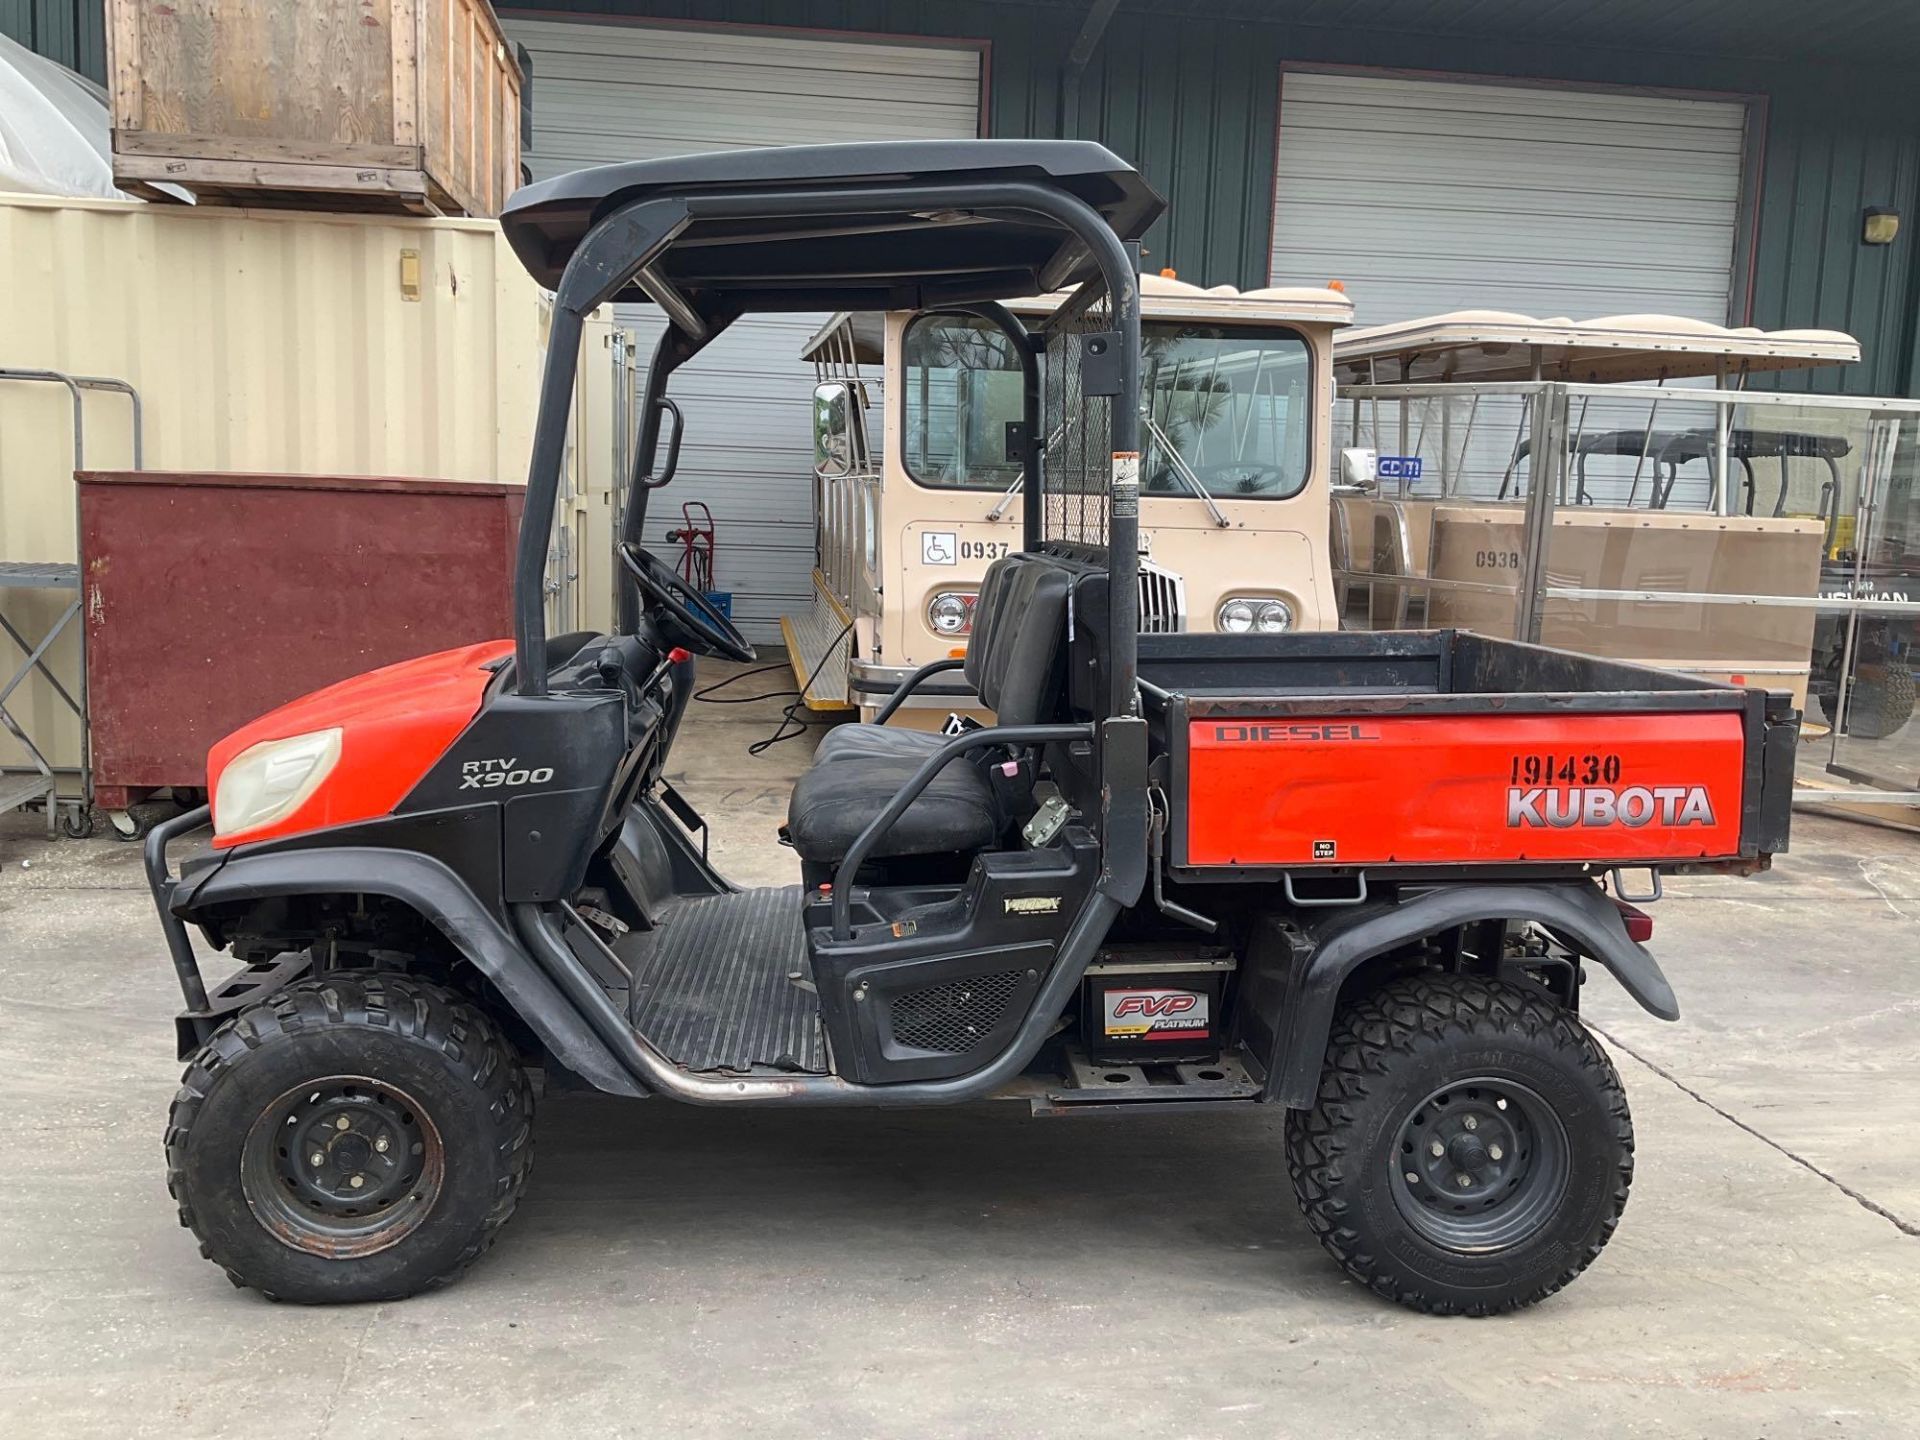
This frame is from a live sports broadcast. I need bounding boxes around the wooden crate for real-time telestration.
[107,0,522,217]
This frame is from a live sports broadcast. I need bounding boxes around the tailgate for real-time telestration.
[1179,709,1751,868]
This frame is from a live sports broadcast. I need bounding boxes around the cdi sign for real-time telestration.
[1377,455,1424,481]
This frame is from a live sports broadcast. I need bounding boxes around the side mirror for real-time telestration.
[814,380,856,479]
[1334,447,1378,496]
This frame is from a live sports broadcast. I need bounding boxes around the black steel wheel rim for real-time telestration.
[1388,1076,1570,1254]
[240,1077,446,1259]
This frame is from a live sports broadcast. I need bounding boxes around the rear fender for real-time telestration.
[175,847,645,1096]
[1245,882,1676,1109]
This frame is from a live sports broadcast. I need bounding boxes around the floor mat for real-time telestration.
[625,885,827,1074]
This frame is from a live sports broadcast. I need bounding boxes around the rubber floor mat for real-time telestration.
[626,885,827,1074]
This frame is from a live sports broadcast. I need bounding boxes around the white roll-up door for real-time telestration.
[1271,71,1748,326]
[504,18,982,639]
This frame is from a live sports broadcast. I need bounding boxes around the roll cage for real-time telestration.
[501,142,1161,711]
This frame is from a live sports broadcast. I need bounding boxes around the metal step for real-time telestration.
[0,773,53,817]
[778,571,856,712]
[622,885,828,1075]
[1027,1046,1264,1117]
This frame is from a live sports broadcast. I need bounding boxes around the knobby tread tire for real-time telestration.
[164,972,533,1303]
[1284,972,1632,1316]
[1814,664,1915,740]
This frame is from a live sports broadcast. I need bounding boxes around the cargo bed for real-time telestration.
[1138,630,1795,878]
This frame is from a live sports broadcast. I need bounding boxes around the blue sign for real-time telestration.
[1378,455,1424,480]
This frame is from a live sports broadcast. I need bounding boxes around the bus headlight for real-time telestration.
[927,591,976,636]
[1217,597,1295,634]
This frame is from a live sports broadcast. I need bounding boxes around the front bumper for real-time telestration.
[847,657,980,708]
[145,804,311,1056]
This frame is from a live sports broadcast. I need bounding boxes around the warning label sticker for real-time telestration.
[1112,451,1140,517]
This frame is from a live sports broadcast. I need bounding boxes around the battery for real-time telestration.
[1080,951,1235,1065]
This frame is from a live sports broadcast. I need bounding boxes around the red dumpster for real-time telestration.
[78,470,524,809]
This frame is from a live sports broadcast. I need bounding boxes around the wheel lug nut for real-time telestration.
[1462,1115,1478,1131]
[334,1115,351,1131]
[1404,1171,1420,1184]
[1489,1144,1504,1161]
[349,1175,366,1190]
[309,1152,325,1167]
[1429,1140,1445,1158]
[1496,1098,1508,1110]
[374,1135,390,1154]
[1455,1173,1473,1189]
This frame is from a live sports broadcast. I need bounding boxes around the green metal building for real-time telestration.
[11,0,1919,402]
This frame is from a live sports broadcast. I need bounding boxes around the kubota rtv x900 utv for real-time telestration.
[148,141,1797,1313]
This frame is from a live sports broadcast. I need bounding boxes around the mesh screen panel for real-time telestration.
[1040,283,1114,549]
[889,971,1026,1055]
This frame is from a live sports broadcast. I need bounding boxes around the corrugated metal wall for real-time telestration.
[0,0,103,79]
[1748,86,1920,397]
[16,1,1916,388]
[508,1,1920,398]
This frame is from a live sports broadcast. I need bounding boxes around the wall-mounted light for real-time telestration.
[1863,206,1901,246]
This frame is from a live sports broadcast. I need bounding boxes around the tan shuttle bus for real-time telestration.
[786,274,1353,722]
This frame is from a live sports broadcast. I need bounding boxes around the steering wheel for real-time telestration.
[618,542,756,663]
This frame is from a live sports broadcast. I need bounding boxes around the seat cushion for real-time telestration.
[813,723,945,765]
[787,754,996,864]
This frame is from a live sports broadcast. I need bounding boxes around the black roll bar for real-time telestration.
[515,177,1143,710]
[873,657,966,724]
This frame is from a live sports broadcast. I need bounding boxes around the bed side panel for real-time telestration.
[1184,711,1747,867]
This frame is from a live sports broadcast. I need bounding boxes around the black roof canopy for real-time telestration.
[499,139,1165,313]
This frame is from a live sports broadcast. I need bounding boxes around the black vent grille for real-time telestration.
[889,971,1026,1054]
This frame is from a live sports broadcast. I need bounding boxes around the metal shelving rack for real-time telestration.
[0,368,142,835]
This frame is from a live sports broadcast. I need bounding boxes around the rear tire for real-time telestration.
[1813,663,1915,740]
[1285,973,1631,1316]
[165,973,532,1303]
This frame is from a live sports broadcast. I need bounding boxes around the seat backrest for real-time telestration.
[965,552,1075,723]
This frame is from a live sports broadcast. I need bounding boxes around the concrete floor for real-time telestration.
[3,666,1919,1437]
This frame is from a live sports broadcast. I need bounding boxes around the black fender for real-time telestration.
[1249,882,1677,1109]
[176,847,646,1098]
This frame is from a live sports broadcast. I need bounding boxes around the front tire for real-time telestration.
[1286,973,1631,1315]
[165,973,532,1303]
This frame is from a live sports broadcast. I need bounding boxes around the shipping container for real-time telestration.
[0,193,615,781]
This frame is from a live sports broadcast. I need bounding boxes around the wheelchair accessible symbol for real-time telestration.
[922,531,957,565]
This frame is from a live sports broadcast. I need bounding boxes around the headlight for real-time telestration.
[1217,598,1255,634]
[1254,599,1295,633]
[927,591,976,637]
[1216,597,1295,634]
[213,728,343,837]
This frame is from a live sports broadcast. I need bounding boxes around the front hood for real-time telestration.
[208,640,512,848]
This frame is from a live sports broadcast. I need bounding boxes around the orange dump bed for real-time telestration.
[1143,630,1795,877]
[1185,711,1747,868]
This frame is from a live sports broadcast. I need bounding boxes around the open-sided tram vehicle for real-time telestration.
[148,143,1798,1314]
[787,274,1352,723]
[1332,311,1863,709]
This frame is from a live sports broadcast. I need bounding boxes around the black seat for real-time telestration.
[786,756,998,863]
[812,723,948,764]
[786,553,1076,867]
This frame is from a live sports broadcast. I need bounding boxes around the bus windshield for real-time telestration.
[902,313,1313,499]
